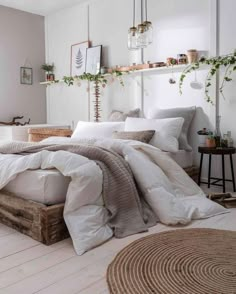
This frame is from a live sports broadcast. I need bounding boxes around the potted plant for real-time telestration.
[206,132,216,148]
[41,63,55,81]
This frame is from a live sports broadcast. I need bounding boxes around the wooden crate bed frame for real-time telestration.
[0,166,199,245]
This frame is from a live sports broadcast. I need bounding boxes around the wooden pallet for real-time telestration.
[0,166,199,245]
[0,192,69,245]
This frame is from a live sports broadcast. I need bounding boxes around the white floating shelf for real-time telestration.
[40,64,208,86]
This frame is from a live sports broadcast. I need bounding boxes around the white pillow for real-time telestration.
[125,117,184,152]
[72,121,125,139]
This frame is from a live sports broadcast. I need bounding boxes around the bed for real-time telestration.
[0,111,227,255]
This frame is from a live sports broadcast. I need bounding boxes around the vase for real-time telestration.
[215,115,222,147]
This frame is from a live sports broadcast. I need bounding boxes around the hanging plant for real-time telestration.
[179,50,236,104]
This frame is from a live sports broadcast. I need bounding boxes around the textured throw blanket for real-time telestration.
[0,141,157,238]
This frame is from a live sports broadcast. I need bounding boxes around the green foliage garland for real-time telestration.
[62,71,125,88]
[179,50,236,104]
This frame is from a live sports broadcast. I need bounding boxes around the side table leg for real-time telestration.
[230,154,236,192]
[222,154,226,193]
[198,153,203,186]
[208,154,212,188]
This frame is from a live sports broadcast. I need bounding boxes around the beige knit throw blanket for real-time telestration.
[0,142,157,238]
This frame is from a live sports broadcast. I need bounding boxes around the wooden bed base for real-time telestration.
[0,166,199,245]
[0,192,69,245]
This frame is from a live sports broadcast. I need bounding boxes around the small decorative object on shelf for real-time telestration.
[100,66,108,74]
[187,49,199,63]
[71,41,90,76]
[167,58,177,84]
[177,54,188,65]
[41,63,54,81]
[85,45,102,75]
[166,57,177,66]
[0,116,30,126]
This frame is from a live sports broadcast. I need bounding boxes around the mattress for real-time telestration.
[3,169,70,205]
[3,150,193,205]
[167,150,193,169]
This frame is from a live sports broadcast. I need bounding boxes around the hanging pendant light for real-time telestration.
[128,0,138,51]
[136,0,148,48]
[143,0,153,44]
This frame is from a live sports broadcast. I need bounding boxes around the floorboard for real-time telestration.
[0,187,234,293]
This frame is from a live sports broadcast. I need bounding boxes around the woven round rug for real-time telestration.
[107,229,236,294]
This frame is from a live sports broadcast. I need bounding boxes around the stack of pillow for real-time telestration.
[71,106,196,153]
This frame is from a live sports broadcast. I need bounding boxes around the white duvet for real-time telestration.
[0,138,228,255]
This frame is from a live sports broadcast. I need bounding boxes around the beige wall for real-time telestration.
[0,5,46,123]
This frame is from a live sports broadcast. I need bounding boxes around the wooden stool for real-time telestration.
[198,147,236,193]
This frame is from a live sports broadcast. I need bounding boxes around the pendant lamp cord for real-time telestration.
[133,0,136,27]
[141,0,144,23]
[145,0,148,21]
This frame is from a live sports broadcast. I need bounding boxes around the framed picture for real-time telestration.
[85,45,102,75]
[20,67,33,85]
[71,41,90,76]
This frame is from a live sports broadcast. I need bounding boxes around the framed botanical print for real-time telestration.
[20,67,33,85]
[71,41,90,76]
[85,45,102,75]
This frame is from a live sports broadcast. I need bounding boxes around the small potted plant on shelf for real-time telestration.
[41,63,55,81]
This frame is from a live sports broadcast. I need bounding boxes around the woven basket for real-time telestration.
[28,128,73,142]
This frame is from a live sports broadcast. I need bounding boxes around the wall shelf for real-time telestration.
[39,64,186,85]
[40,64,208,86]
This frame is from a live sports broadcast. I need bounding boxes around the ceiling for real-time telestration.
[0,0,87,16]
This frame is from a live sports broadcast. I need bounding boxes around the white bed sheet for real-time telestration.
[167,150,193,168]
[3,169,70,205]
[3,150,193,205]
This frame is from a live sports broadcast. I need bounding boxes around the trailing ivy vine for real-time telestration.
[179,50,236,104]
[62,71,125,88]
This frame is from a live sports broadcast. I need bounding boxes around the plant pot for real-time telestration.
[45,72,51,81]
[49,73,55,81]
[206,138,216,148]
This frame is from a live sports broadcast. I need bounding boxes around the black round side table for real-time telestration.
[198,147,236,193]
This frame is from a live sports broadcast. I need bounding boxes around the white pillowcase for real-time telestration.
[125,117,184,152]
[72,121,125,139]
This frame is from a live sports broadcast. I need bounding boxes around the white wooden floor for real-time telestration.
[0,222,170,294]
[0,186,234,294]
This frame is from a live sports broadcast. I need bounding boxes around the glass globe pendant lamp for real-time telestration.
[143,0,153,44]
[128,0,138,51]
[136,0,149,48]
[128,27,138,51]
[136,23,148,48]
[143,21,153,44]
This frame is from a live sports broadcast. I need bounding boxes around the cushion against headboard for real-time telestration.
[147,106,196,151]
[109,109,140,122]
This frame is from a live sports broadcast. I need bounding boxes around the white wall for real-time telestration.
[45,0,236,182]
[45,0,212,127]
[0,5,46,123]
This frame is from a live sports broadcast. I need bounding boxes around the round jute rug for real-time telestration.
[107,229,236,294]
